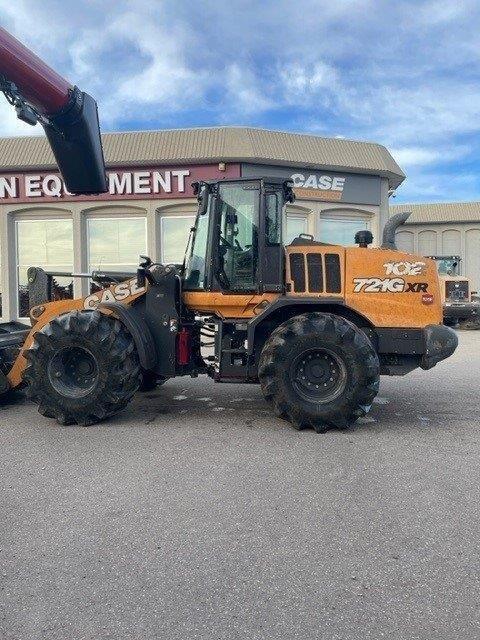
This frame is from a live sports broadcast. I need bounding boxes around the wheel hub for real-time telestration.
[291,348,347,403]
[48,346,99,398]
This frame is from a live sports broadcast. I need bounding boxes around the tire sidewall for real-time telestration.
[32,331,130,411]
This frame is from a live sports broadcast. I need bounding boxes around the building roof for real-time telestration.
[0,126,405,188]
[391,201,480,224]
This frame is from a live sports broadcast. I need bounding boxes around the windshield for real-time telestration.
[435,258,460,276]
[183,191,211,290]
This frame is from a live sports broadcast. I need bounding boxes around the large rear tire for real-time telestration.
[23,310,140,426]
[259,312,380,432]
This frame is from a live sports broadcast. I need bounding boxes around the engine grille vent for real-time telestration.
[325,254,341,293]
[306,253,323,293]
[289,251,342,294]
[289,253,306,292]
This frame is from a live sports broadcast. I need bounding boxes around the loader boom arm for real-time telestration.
[0,26,72,114]
[0,27,107,195]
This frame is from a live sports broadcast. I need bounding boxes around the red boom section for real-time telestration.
[0,27,72,114]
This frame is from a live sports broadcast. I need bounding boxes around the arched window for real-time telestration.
[418,230,437,256]
[465,229,480,292]
[157,203,197,265]
[319,208,372,246]
[85,206,147,293]
[396,231,415,253]
[442,229,461,256]
[14,208,74,317]
[285,205,312,245]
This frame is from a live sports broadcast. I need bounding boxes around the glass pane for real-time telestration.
[184,201,211,290]
[87,217,146,293]
[285,217,307,244]
[218,184,258,291]
[161,216,195,264]
[321,219,367,246]
[436,258,460,276]
[266,193,281,245]
[88,218,146,272]
[17,219,74,317]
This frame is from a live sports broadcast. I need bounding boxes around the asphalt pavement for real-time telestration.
[1,330,479,639]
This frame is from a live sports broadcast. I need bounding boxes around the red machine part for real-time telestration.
[177,328,191,366]
[0,27,72,115]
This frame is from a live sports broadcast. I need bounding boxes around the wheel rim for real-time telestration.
[290,347,347,403]
[48,346,99,398]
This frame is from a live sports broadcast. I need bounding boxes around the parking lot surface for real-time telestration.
[0,330,479,639]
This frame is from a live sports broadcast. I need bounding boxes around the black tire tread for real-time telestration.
[258,312,379,432]
[23,310,140,426]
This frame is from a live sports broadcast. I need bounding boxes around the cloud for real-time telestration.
[394,169,480,203]
[0,0,480,201]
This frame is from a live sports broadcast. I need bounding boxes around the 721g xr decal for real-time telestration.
[353,278,429,293]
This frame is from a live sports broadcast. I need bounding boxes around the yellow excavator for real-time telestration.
[0,27,458,432]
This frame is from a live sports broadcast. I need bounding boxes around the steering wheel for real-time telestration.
[220,236,243,251]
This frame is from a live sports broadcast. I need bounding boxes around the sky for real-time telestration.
[0,0,479,203]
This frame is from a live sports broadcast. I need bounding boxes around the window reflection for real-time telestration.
[285,216,307,244]
[321,218,368,246]
[160,216,195,265]
[88,217,147,293]
[16,219,74,317]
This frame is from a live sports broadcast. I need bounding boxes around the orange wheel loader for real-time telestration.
[0,27,458,431]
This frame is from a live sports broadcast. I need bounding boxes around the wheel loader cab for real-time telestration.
[183,178,293,295]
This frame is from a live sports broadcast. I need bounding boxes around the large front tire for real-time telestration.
[259,313,380,432]
[23,310,140,426]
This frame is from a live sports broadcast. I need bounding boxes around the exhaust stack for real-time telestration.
[382,211,411,250]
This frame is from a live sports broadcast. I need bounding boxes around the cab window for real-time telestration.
[217,183,258,291]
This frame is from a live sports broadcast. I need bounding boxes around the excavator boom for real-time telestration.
[0,26,107,194]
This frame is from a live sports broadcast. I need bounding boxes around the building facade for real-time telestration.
[392,202,480,292]
[0,127,404,321]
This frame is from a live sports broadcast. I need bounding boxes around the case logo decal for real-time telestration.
[84,279,146,309]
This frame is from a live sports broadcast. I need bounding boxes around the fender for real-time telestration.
[246,296,378,355]
[99,302,157,370]
[247,296,346,354]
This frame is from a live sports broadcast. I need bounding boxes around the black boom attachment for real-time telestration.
[43,87,107,195]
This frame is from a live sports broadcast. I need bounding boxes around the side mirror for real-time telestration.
[197,184,210,216]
